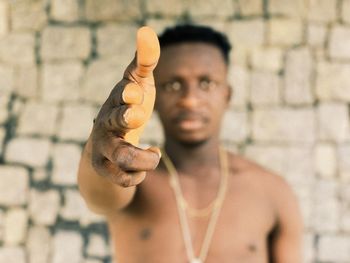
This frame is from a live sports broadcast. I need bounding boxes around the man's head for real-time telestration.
[154,24,232,147]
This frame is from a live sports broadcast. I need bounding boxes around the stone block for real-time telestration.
[27,226,51,263]
[186,0,235,17]
[0,1,9,36]
[82,57,125,104]
[227,65,248,108]
[250,71,280,106]
[304,233,315,262]
[0,209,3,241]
[318,235,350,261]
[85,0,141,21]
[237,0,262,16]
[0,247,25,263]
[17,101,59,136]
[329,25,350,60]
[14,66,38,99]
[145,0,184,16]
[220,110,249,143]
[343,0,350,24]
[52,231,83,263]
[5,137,51,167]
[0,95,9,125]
[251,47,283,72]
[145,18,178,34]
[268,19,303,46]
[32,169,49,182]
[96,23,137,61]
[0,64,14,95]
[312,179,339,232]
[41,26,91,61]
[227,20,265,47]
[29,190,60,226]
[58,104,95,141]
[140,112,164,145]
[87,234,108,258]
[0,166,28,206]
[0,33,35,65]
[314,143,337,178]
[4,208,28,245]
[316,61,350,101]
[41,62,83,103]
[317,103,350,142]
[60,190,88,220]
[50,0,79,22]
[0,128,4,155]
[284,48,313,105]
[338,144,350,182]
[307,0,337,23]
[268,0,305,17]
[252,108,315,143]
[230,46,248,67]
[83,259,103,263]
[307,23,327,47]
[10,0,47,31]
[52,143,82,185]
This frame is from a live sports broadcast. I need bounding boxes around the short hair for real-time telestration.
[158,24,232,64]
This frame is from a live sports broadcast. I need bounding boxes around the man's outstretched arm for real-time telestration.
[77,27,161,216]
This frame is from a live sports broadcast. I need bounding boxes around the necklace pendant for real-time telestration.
[191,258,203,263]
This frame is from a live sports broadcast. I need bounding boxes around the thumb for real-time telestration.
[135,26,160,78]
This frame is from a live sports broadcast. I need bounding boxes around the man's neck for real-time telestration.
[163,137,221,177]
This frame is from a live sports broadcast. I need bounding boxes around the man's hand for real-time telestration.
[90,27,161,188]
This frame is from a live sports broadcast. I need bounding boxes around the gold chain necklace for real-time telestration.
[161,147,229,263]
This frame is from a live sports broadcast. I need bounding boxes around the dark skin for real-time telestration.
[78,29,303,262]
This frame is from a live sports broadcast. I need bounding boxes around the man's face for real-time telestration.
[154,42,231,146]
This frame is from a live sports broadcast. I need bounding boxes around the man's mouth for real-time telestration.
[174,113,208,131]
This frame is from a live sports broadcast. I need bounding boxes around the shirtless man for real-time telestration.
[78,24,303,263]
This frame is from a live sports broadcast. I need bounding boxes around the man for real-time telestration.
[78,24,303,263]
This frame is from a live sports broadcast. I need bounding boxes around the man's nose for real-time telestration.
[177,84,200,109]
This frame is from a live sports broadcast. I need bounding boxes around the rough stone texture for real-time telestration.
[96,24,137,60]
[145,18,178,34]
[317,103,350,143]
[4,208,28,245]
[316,61,350,101]
[140,113,164,145]
[343,0,350,24]
[284,48,313,105]
[0,210,4,241]
[250,71,280,106]
[227,20,265,47]
[304,233,315,262]
[17,102,59,136]
[220,110,249,143]
[268,0,305,17]
[5,137,51,167]
[268,19,303,46]
[58,104,95,141]
[329,25,350,60]
[0,166,28,206]
[307,23,327,47]
[10,0,47,31]
[42,62,83,103]
[32,168,49,182]
[145,0,184,16]
[338,145,350,182]
[87,234,108,258]
[60,189,89,221]
[50,0,80,22]
[307,0,337,23]
[0,95,9,124]
[0,1,9,36]
[318,235,350,261]
[0,127,4,155]
[314,143,337,178]
[27,226,51,263]
[0,247,26,263]
[251,47,283,72]
[0,64,13,96]
[227,65,248,108]
[85,0,141,21]
[186,0,235,17]
[0,33,35,65]
[52,231,83,263]
[29,190,60,226]
[252,108,315,143]
[82,57,125,104]
[237,0,262,16]
[52,144,81,185]
[14,66,38,99]
[312,179,339,233]
[41,26,91,61]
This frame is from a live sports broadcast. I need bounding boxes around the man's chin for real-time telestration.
[174,136,209,148]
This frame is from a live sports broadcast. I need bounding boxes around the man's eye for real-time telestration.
[199,79,217,91]
[162,81,182,92]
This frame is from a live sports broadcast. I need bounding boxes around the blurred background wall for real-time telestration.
[0,0,350,262]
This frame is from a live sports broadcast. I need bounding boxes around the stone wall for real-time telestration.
[0,0,350,262]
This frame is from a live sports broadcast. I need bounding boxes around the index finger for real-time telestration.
[136,26,160,78]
